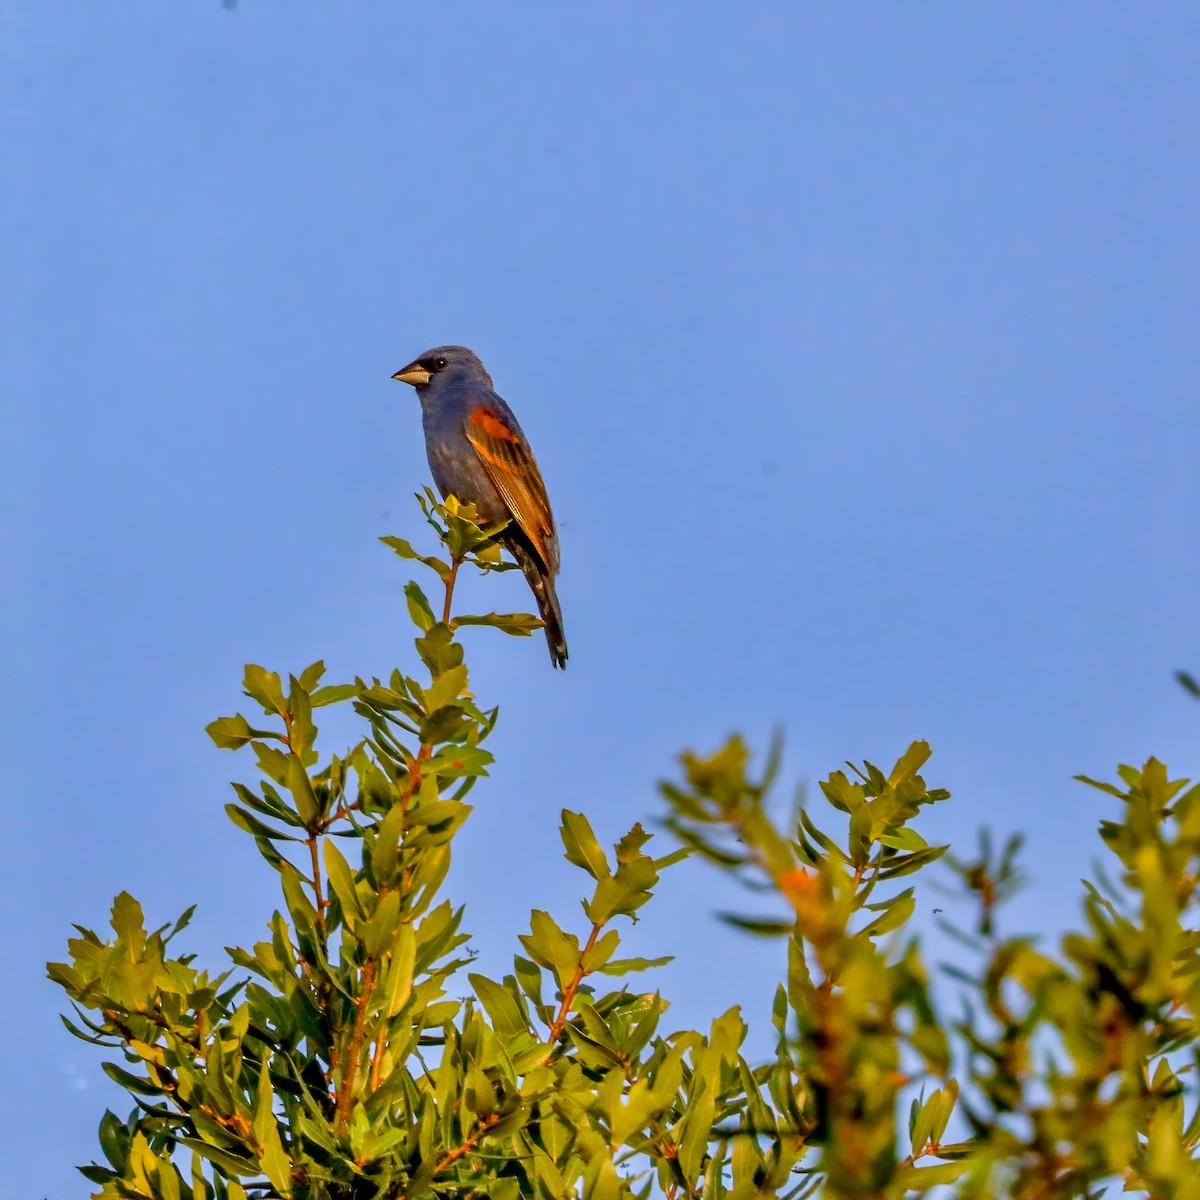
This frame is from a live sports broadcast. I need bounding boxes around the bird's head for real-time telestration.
[391,345,494,390]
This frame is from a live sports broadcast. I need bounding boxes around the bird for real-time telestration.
[392,345,568,669]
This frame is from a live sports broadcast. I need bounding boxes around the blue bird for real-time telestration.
[392,346,568,669]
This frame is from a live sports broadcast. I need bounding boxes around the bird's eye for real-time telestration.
[433,357,448,370]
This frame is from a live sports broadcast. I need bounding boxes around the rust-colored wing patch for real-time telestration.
[469,406,520,442]
[464,405,559,575]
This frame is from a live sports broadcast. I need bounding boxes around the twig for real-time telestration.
[106,1010,256,1144]
[442,554,463,625]
[366,881,395,1094]
[308,835,327,934]
[369,1025,388,1092]
[324,796,364,829]
[545,923,603,1053]
[336,960,377,1130]
[401,744,432,814]
[434,1112,501,1173]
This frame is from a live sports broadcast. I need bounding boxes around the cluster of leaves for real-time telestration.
[47,496,748,1199]
[661,736,956,1197]
[944,761,1200,1197]
[50,493,1200,1198]
[660,741,1200,1198]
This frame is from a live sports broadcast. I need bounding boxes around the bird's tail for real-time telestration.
[509,539,568,669]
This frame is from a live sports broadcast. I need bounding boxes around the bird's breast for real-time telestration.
[421,395,509,524]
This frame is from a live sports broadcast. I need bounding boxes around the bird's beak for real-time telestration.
[392,360,431,387]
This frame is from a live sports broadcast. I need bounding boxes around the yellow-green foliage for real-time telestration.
[50,494,1200,1199]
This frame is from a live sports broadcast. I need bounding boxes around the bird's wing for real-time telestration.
[464,404,559,574]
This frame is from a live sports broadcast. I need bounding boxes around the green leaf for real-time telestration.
[677,1077,716,1182]
[877,826,928,851]
[102,1061,168,1095]
[59,1012,117,1047]
[254,742,292,786]
[581,929,620,972]
[668,824,746,868]
[406,799,469,835]
[384,924,417,1017]
[438,494,511,558]
[469,540,519,572]
[896,1161,969,1190]
[888,740,932,786]
[513,957,545,1012]
[820,770,863,814]
[909,1081,957,1156]
[654,846,690,870]
[588,1157,623,1200]
[1177,669,1200,699]
[176,1138,258,1176]
[717,913,794,936]
[453,612,543,637]
[424,665,468,712]
[878,844,948,879]
[311,683,359,707]
[859,890,916,938]
[244,664,286,715]
[849,803,872,868]
[280,862,319,951]
[297,660,325,691]
[361,890,402,958]
[799,807,844,859]
[563,1021,624,1070]
[1074,774,1129,799]
[404,582,437,632]
[78,1166,116,1186]
[594,955,674,975]
[254,835,286,871]
[427,744,494,779]
[380,535,451,577]
[324,841,363,923]
[286,753,320,826]
[415,626,465,675]
[615,824,652,861]
[928,1079,958,1144]
[371,802,407,887]
[252,1054,293,1197]
[561,811,612,880]
[206,714,255,750]
[421,999,461,1027]
[111,891,146,955]
[225,804,301,843]
[286,679,316,763]
[231,781,305,828]
[519,911,581,990]
[585,875,630,925]
[470,973,530,1038]
[421,705,470,744]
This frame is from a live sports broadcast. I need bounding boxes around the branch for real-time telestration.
[545,923,603,1052]
[433,1112,501,1174]
[369,1025,388,1092]
[442,554,464,625]
[308,835,328,935]
[401,744,432,814]
[106,1009,255,1145]
[335,959,377,1130]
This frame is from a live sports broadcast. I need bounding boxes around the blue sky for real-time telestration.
[4,3,1198,1194]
